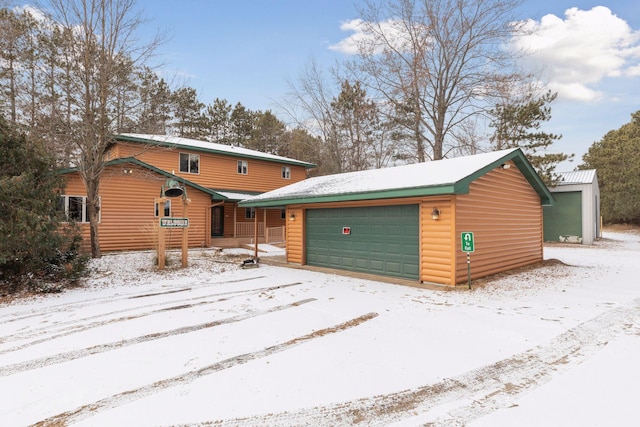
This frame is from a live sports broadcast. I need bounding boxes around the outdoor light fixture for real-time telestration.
[122,168,133,175]
[500,163,511,169]
[431,207,440,220]
[289,213,296,221]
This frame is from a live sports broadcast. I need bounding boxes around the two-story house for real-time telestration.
[59,134,315,252]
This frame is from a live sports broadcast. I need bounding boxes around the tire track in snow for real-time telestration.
[0,282,304,352]
[0,275,268,324]
[0,297,315,377]
[33,312,379,427]
[201,299,640,426]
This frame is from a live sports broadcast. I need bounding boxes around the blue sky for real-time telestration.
[137,1,640,168]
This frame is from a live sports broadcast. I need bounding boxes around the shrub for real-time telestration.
[0,117,88,294]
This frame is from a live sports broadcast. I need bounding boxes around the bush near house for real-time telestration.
[0,117,87,294]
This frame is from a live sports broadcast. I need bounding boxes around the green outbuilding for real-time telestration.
[543,170,600,244]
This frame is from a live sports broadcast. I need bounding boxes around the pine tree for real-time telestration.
[249,110,286,154]
[490,90,573,184]
[135,67,172,134]
[582,111,640,224]
[330,80,384,172]
[0,116,86,292]
[230,102,254,147]
[171,86,206,139]
[205,98,232,144]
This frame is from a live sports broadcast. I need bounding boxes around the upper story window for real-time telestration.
[180,153,199,174]
[237,160,248,175]
[58,195,100,223]
[282,166,291,179]
[154,199,171,217]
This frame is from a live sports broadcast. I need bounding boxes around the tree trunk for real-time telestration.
[85,177,101,258]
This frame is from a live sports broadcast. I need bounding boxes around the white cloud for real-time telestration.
[514,6,640,102]
[329,18,423,56]
[329,19,367,55]
[15,5,47,21]
[331,7,640,103]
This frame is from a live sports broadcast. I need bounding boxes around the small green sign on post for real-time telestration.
[461,232,475,253]
[461,232,474,289]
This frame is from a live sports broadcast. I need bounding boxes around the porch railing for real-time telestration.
[266,226,285,244]
[234,223,285,243]
[235,222,264,238]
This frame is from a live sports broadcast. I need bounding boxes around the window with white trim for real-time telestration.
[154,199,171,217]
[179,152,199,174]
[58,195,99,223]
[237,160,248,175]
[245,207,255,219]
[281,209,286,219]
[282,166,291,179]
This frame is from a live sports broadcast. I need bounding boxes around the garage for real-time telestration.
[543,191,582,242]
[240,148,554,287]
[544,169,600,244]
[306,205,419,280]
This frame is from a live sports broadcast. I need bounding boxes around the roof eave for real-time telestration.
[241,148,554,208]
[239,184,458,207]
[92,157,229,200]
[453,148,554,206]
[113,134,317,169]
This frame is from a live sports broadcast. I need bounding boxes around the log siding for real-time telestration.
[454,162,543,284]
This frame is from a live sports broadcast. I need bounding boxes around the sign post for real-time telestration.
[156,198,167,270]
[181,198,190,267]
[158,180,190,270]
[461,232,475,289]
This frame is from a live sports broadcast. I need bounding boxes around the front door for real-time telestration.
[211,206,224,237]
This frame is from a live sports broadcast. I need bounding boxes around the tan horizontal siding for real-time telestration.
[286,207,305,264]
[63,165,210,253]
[454,163,543,284]
[420,197,455,285]
[116,143,307,192]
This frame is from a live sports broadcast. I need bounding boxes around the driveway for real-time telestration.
[1,232,639,426]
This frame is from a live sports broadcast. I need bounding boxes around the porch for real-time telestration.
[208,202,286,248]
[210,224,285,248]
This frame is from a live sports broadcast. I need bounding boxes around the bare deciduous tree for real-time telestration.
[281,59,344,175]
[346,0,524,161]
[45,0,163,258]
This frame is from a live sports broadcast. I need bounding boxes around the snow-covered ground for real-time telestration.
[1,230,639,426]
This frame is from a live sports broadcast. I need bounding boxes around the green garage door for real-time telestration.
[306,205,419,280]
[543,191,582,241]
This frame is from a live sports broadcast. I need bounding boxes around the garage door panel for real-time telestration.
[306,205,419,280]
[543,191,582,241]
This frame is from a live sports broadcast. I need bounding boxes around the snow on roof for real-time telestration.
[213,190,261,201]
[116,134,316,168]
[243,148,520,204]
[556,169,597,185]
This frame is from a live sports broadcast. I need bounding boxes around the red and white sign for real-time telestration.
[342,227,351,235]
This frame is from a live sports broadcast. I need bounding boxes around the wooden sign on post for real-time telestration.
[156,198,167,270]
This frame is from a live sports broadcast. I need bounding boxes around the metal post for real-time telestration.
[181,197,189,268]
[467,252,471,289]
[253,208,259,261]
[157,197,166,270]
